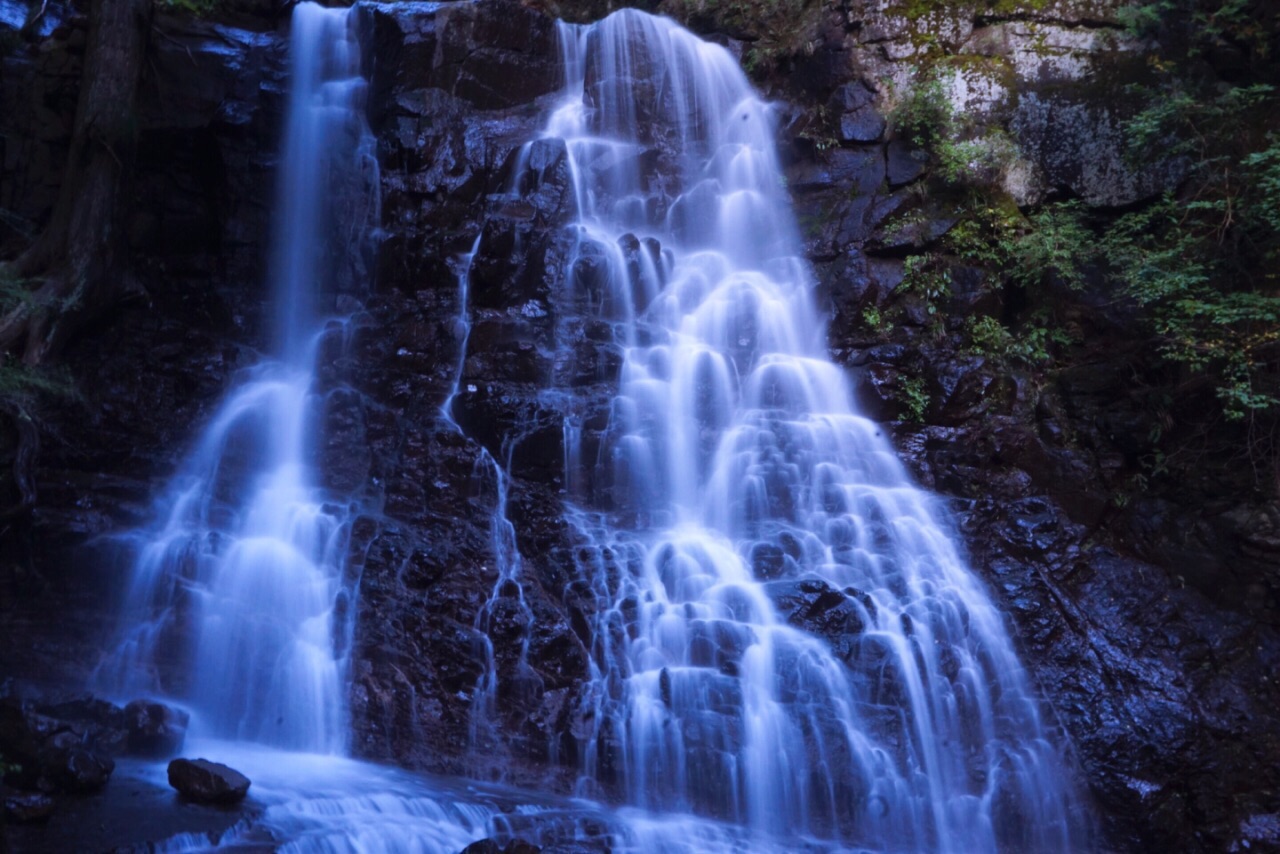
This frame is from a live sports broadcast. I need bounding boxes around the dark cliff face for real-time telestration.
[0,0,288,685]
[0,1,1277,851]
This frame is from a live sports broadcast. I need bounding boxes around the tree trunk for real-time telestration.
[0,0,152,365]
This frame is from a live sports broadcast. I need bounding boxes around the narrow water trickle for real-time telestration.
[95,3,378,756]
[478,10,1092,851]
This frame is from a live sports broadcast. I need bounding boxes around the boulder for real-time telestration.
[167,758,251,804]
[3,791,56,823]
[460,839,542,854]
[47,748,114,793]
[124,699,189,758]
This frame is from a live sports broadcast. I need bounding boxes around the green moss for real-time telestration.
[984,0,1051,14]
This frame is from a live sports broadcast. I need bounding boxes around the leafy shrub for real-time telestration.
[889,69,1016,188]
[898,375,930,422]
[898,252,951,316]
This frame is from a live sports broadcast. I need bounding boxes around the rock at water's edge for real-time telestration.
[167,758,251,804]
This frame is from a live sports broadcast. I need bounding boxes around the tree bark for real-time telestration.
[0,0,152,365]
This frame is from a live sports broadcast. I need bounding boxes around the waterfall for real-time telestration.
[483,10,1088,850]
[94,3,378,756]
[82,4,1091,851]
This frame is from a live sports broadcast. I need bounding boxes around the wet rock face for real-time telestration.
[765,577,868,660]
[343,0,593,789]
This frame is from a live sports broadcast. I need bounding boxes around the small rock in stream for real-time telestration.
[167,758,251,804]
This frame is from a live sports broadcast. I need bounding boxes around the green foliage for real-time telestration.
[1242,143,1280,232]
[1096,76,1280,419]
[1115,0,1170,38]
[872,0,1280,444]
[930,199,1082,369]
[936,130,1018,187]
[928,73,1280,421]
[1119,0,1277,71]
[1101,193,1280,418]
[942,197,1022,266]
[880,206,931,248]
[898,375,930,422]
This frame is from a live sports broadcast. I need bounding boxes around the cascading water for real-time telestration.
[95,3,378,755]
[484,10,1091,851]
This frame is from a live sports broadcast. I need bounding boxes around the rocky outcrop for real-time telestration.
[0,694,122,799]
[0,0,1277,852]
[0,693,198,813]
